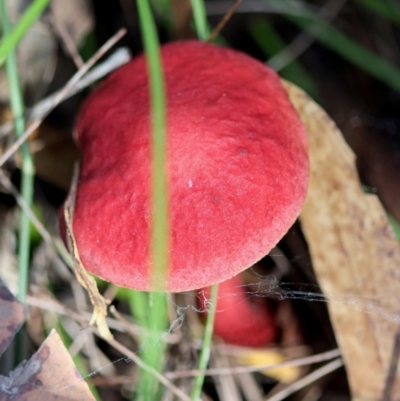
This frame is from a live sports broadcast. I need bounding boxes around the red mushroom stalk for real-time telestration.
[62,40,309,292]
[199,273,276,347]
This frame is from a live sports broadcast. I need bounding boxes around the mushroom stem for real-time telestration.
[199,273,277,347]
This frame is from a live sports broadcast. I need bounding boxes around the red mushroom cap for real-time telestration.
[199,274,276,347]
[67,40,309,292]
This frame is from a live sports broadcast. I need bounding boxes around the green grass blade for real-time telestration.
[149,0,171,16]
[264,0,400,92]
[190,0,210,41]
[355,0,400,26]
[128,290,168,400]
[149,0,173,31]
[128,290,149,329]
[191,284,219,401]
[129,291,168,401]
[248,18,319,100]
[288,14,400,92]
[141,292,168,400]
[0,0,50,65]
[137,0,168,292]
[0,0,35,303]
[188,4,218,399]
[135,0,169,399]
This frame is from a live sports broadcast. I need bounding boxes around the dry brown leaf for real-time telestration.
[0,329,96,401]
[0,279,27,357]
[64,165,113,340]
[284,80,400,400]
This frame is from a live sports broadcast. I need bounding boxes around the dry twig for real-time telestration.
[208,0,242,42]
[63,164,112,340]
[48,12,84,68]
[265,359,343,401]
[26,292,193,401]
[268,0,348,71]
[164,349,341,379]
[0,28,127,168]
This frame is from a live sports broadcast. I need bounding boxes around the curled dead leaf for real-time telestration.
[0,329,96,401]
[284,80,400,400]
[64,165,113,341]
[0,279,27,357]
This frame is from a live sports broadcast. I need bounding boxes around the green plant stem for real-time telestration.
[142,292,168,400]
[191,284,219,401]
[0,0,35,303]
[137,0,168,291]
[288,13,400,92]
[265,0,400,92]
[135,0,169,399]
[189,4,218,399]
[0,0,50,65]
[129,290,149,329]
[129,291,168,401]
[190,0,209,41]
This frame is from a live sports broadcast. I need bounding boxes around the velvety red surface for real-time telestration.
[70,41,309,292]
[199,274,276,347]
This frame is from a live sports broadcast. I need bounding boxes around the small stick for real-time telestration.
[63,164,112,340]
[0,170,52,244]
[26,293,192,401]
[267,0,348,72]
[0,47,131,136]
[109,305,142,341]
[0,27,127,168]
[48,12,84,68]
[103,331,193,401]
[30,48,131,120]
[27,292,126,333]
[207,0,242,43]
[165,348,341,379]
[265,358,343,401]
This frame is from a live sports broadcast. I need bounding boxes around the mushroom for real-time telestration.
[63,40,309,292]
[198,273,276,347]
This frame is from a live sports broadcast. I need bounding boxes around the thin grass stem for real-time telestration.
[189,5,219,399]
[266,358,343,401]
[0,28,127,169]
[0,0,50,65]
[128,289,168,400]
[137,0,168,292]
[135,0,169,399]
[0,0,35,303]
[190,0,210,41]
[129,290,149,329]
[191,284,219,401]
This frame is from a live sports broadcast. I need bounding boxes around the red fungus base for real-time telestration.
[70,41,309,292]
[199,274,276,347]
